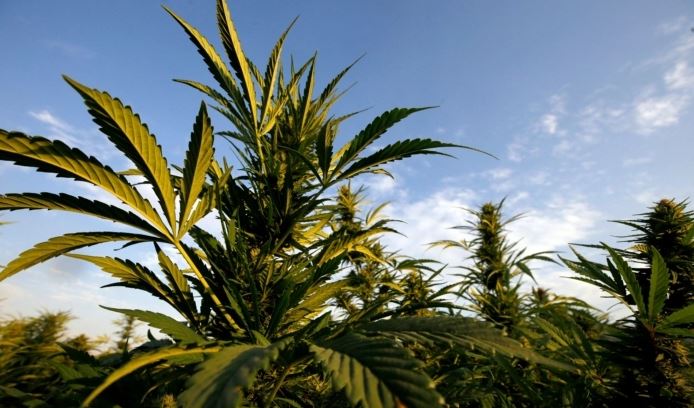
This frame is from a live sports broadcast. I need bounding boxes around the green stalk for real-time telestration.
[173,239,241,331]
[264,363,292,407]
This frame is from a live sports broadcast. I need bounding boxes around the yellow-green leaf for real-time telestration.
[0,192,163,237]
[1,232,156,281]
[216,0,258,129]
[648,248,669,321]
[82,346,219,407]
[64,76,177,230]
[179,103,214,237]
[0,130,168,235]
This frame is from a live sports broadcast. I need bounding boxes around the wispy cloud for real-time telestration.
[540,114,558,135]
[552,139,575,156]
[657,16,689,36]
[28,109,121,161]
[528,171,550,186]
[506,136,538,163]
[29,110,72,132]
[45,40,95,59]
[361,173,400,198]
[508,196,601,255]
[29,110,81,145]
[486,167,513,180]
[622,156,653,167]
[633,94,688,133]
[382,187,477,268]
[664,61,694,90]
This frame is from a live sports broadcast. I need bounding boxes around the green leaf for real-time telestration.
[0,192,163,237]
[661,303,694,328]
[359,316,574,371]
[82,346,219,407]
[102,307,205,344]
[333,107,431,173]
[315,120,334,182]
[284,281,347,328]
[156,243,197,317]
[605,245,645,314]
[561,247,625,296]
[174,79,236,113]
[310,332,444,408]
[648,248,669,321]
[216,0,258,128]
[336,138,461,181]
[164,6,238,100]
[64,76,177,230]
[0,130,168,234]
[657,327,694,337]
[69,253,174,304]
[0,232,155,281]
[179,339,292,408]
[179,103,214,237]
[258,18,296,134]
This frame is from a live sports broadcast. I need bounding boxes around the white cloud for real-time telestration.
[664,61,694,90]
[507,197,601,255]
[381,188,477,268]
[536,94,566,136]
[634,94,688,133]
[552,139,574,156]
[548,94,566,114]
[0,282,27,305]
[507,141,524,162]
[362,174,399,196]
[540,114,559,135]
[45,40,95,59]
[380,188,612,314]
[27,109,121,161]
[507,191,529,206]
[622,156,652,167]
[29,110,73,132]
[193,210,224,241]
[29,109,82,146]
[639,29,694,68]
[486,167,513,180]
[633,189,659,205]
[528,171,550,186]
[506,137,537,163]
[657,16,689,36]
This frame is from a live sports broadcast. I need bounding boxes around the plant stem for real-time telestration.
[173,240,241,331]
[265,363,292,407]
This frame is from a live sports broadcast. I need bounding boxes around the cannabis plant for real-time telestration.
[615,198,694,313]
[565,217,694,407]
[0,312,99,407]
[432,200,555,330]
[428,201,605,407]
[0,1,530,406]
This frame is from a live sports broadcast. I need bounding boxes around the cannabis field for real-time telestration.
[1,1,693,407]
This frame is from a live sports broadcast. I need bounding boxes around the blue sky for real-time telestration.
[1,1,693,337]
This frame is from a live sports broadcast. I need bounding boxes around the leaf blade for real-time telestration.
[82,346,219,407]
[648,248,669,320]
[1,232,157,281]
[0,130,168,235]
[311,332,444,408]
[0,192,163,237]
[64,76,177,230]
[179,103,214,237]
[179,339,292,408]
[102,307,205,344]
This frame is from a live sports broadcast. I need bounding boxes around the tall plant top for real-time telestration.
[0,1,502,407]
[2,1,692,407]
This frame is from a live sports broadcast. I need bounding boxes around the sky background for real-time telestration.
[1,1,693,338]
